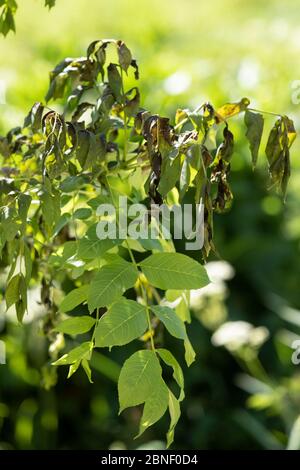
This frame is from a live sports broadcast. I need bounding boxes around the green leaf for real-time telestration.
[24,244,32,284]
[157,349,185,401]
[244,110,264,168]
[60,175,88,193]
[24,102,44,131]
[184,338,196,367]
[15,298,26,323]
[76,130,90,169]
[118,350,169,437]
[118,350,162,412]
[45,0,56,8]
[151,305,186,340]
[179,157,191,200]
[152,306,194,367]
[67,360,81,378]
[53,213,71,237]
[81,358,93,383]
[140,253,210,290]
[77,224,120,260]
[94,299,147,348]
[88,257,138,312]
[55,316,96,335]
[60,285,89,313]
[18,193,31,231]
[0,2,16,37]
[52,341,92,366]
[137,380,169,438]
[87,195,111,210]
[50,241,77,268]
[166,390,181,448]
[287,415,300,450]
[5,274,20,309]
[158,154,181,197]
[73,208,92,220]
[1,210,19,242]
[40,184,60,233]
[118,350,169,436]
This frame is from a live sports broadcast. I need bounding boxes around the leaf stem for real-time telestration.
[91,308,100,345]
[248,107,281,118]
[125,240,156,352]
[120,68,128,162]
[105,175,156,352]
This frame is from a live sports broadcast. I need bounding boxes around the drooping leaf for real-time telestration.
[216,97,250,122]
[52,341,92,366]
[17,273,27,323]
[137,380,169,437]
[140,253,210,290]
[287,415,300,450]
[157,348,185,401]
[244,110,264,167]
[151,305,186,340]
[213,125,234,164]
[81,358,93,383]
[179,156,191,200]
[18,194,32,233]
[118,349,162,412]
[284,116,297,148]
[24,102,44,132]
[158,154,181,197]
[265,116,295,196]
[5,272,27,322]
[184,338,196,366]
[45,0,56,8]
[94,299,147,348]
[88,257,138,311]
[107,63,122,101]
[40,184,61,233]
[0,0,17,36]
[67,360,81,378]
[117,40,132,73]
[5,273,20,309]
[166,390,181,448]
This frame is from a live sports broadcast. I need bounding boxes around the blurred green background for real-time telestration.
[0,0,300,450]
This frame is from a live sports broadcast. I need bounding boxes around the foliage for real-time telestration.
[0,35,297,447]
[0,0,56,36]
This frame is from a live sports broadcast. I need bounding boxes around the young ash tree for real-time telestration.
[0,38,296,445]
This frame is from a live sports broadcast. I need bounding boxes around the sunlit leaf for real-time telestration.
[140,253,210,290]
[55,316,96,335]
[94,299,147,347]
[52,341,92,366]
[88,257,138,311]
[216,97,250,122]
[60,285,89,313]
